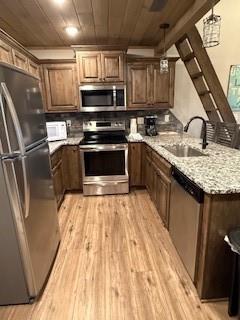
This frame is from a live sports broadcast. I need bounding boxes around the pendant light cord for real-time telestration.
[163,28,166,58]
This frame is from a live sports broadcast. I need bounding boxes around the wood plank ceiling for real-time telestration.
[0,0,195,47]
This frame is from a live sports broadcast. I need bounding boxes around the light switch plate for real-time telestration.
[66,120,72,127]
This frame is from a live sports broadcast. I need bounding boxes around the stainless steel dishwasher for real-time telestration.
[169,167,204,282]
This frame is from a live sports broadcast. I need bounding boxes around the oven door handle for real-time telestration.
[80,145,127,152]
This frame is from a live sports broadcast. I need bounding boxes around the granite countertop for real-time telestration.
[49,134,240,195]
[128,133,240,195]
[48,137,83,155]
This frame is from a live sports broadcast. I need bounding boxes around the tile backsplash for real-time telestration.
[45,109,183,137]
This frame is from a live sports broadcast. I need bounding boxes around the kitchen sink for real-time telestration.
[163,145,207,157]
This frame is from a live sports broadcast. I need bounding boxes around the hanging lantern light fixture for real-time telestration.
[159,23,170,74]
[203,1,221,48]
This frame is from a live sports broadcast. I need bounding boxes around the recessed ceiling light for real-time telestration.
[64,26,79,37]
[54,0,65,5]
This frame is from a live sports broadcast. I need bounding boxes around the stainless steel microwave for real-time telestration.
[79,84,126,112]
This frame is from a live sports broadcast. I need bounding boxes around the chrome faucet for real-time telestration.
[184,116,208,150]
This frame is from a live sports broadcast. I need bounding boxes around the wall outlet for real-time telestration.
[164,115,170,122]
[66,120,72,127]
[137,117,144,125]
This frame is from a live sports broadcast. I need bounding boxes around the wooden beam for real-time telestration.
[155,0,220,53]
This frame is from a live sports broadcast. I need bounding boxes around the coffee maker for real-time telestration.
[145,116,158,136]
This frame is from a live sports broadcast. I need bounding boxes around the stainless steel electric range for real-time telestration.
[79,120,129,196]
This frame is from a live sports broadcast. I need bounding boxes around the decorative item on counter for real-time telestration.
[227,65,240,112]
[159,23,170,74]
[202,0,221,48]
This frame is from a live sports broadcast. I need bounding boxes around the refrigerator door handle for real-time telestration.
[0,90,12,155]
[3,156,30,219]
[0,82,25,155]
[22,156,30,219]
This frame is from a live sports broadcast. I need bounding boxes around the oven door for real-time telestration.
[80,144,128,182]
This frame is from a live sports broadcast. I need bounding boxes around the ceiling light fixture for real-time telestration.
[203,0,221,48]
[64,26,79,37]
[159,23,170,74]
[54,0,65,5]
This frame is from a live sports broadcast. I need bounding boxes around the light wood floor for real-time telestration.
[0,190,234,320]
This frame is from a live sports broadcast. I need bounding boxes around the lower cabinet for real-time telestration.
[144,145,171,227]
[128,143,144,187]
[51,149,65,208]
[153,164,171,227]
[63,146,82,191]
[50,145,82,208]
[145,155,154,195]
[129,142,172,228]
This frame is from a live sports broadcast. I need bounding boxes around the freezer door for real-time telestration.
[0,161,29,305]
[3,141,60,297]
[0,64,47,154]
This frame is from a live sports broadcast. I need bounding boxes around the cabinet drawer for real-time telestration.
[51,148,62,169]
[152,150,172,177]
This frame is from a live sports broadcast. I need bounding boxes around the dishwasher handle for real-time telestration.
[172,167,204,203]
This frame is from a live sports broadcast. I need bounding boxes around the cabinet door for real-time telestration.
[63,146,82,190]
[145,155,153,196]
[43,63,79,112]
[52,160,64,208]
[12,49,29,71]
[77,52,102,83]
[127,63,152,109]
[28,59,40,78]
[101,52,124,82]
[129,143,143,187]
[152,62,175,108]
[0,40,13,64]
[156,170,171,228]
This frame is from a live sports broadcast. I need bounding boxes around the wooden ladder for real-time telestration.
[175,26,236,123]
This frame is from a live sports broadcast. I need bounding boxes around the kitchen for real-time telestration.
[0,0,240,319]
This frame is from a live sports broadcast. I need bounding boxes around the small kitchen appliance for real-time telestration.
[46,121,67,142]
[80,120,129,196]
[145,116,158,136]
[80,84,126,112]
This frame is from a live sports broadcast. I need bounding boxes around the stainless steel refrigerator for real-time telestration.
[0,63,60,305]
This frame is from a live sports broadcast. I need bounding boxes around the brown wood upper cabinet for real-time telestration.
[42,63,79,112]
[12,49,29,71]
[0,39,13,64]
[76,51,125,84]
[28,59,40,78]
[127,63,152,108]
[127,59,176,109]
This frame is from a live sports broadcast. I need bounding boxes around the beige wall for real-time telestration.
[171,0,240,137]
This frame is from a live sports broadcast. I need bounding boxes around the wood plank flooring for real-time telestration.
[0,190,234,320]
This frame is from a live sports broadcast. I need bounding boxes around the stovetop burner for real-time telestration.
[80,120,127,146]
[80,135,128,145]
